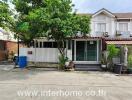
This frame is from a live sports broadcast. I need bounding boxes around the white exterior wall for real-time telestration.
[111,19,116,37]
[130,20,132,32]
[20,48,60,63]
[91,13,132,37]
[91,13,116,37]
[67,50,72,60]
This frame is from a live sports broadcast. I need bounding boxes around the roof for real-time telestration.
[105,38,132,41]
[92,8,116,18]
[70,36,102,40]
[78,8,132,19]
[105,38,132,44]
[106,41,132,45]
[113,13,132,18]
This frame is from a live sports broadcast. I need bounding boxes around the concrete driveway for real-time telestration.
[0,66,132,100]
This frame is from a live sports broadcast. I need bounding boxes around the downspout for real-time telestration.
[115,16,118,37]
[17,34,19,59]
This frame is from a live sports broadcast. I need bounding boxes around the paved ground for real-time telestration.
[0,65,132,100]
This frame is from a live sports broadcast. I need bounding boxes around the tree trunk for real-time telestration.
[56,40,65,56]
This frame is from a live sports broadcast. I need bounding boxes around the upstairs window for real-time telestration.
[97,23,106,32]
[119,23,128,32]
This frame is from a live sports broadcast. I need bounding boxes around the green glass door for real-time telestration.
[87,41,97,61]
[76,41,85,61]
[76,41,97,61]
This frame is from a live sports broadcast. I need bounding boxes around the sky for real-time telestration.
[72,0,132,13]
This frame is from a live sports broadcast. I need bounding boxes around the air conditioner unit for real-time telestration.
[103,32,109,37]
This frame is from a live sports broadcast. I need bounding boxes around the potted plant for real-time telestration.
[101,51,108,71]
[128,55,132,74]
[101,58,107,68]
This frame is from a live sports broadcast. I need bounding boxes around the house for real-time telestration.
[0,28,18,61]
[20,8,132,68]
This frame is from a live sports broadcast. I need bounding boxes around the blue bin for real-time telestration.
[19,56,27,68]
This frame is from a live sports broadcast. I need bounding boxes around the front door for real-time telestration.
[76,41,97,61]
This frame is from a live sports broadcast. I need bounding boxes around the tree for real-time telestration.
[0,0,14,29]
[75,15,91,35]
[13,0,91,68]
[13,0,49,46]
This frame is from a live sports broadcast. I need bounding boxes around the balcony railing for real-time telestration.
[116,31,132,38]
[95,31,132,38]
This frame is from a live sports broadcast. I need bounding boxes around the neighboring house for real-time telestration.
[20,8,132,65]
[0,28,18,61]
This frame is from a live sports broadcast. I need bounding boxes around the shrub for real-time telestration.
[128,55,132,68]
[58,54,68,70]
[107,44,120,60]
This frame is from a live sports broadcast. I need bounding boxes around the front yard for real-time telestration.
[0,66,132,100]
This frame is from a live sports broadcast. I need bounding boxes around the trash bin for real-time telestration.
[19,56,27,68]
[114,64,122,74]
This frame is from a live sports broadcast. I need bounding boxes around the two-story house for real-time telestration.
[91,8,132,37]
[67,8,132,64]
[20,8,132,68]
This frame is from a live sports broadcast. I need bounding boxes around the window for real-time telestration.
[43,42,45,48]
[68,40,71,50]
[97,23,106,32]
[43,42,57,48]
[119,23,128,32]
[33,41,66,48]
[40,42,42,48]
[36,41,38,48]
[52,42,58,48]
[44,42,52,48]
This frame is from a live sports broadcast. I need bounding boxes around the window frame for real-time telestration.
[118,22,128,32]
[96,23,106,32]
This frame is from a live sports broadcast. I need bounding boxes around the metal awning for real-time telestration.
[106,41,132,44]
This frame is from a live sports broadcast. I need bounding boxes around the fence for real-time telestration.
[20,48,60,63]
